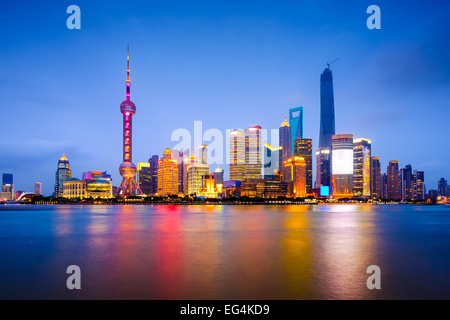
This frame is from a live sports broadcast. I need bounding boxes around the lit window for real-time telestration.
[125,122,130,129]
[125,146,130,152]
[125,138,130,144]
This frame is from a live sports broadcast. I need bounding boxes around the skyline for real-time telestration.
[1,1,449,195]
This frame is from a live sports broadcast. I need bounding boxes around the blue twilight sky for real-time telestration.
[0,0,449,196]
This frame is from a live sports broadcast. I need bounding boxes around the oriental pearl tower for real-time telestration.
[118,44,142,197]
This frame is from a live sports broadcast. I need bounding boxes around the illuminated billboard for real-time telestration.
[332,149,353,175]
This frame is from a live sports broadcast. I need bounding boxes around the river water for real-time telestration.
[1,204,449,299]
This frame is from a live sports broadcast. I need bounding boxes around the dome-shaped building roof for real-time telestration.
[163,148,172,157]
[280,117,290,127]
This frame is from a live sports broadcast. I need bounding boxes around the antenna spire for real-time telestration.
[126,44,131,100]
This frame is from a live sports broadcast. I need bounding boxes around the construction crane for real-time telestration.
[327,58,339,69]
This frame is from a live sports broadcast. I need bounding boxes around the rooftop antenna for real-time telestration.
[327,58,339,69]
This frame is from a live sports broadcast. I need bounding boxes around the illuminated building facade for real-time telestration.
[1,173,14,200]
[293,138,312,193]
[245,126,262,179]
[279,117,291,164]
[264,142,282,181]
[353,138,371,198]
[15,190,25,199]
[380,172,387,198]
[34,182,42,195]
[289,107,303,154]
[283,156,307,198]
[173,149,189,195]
[158,148,179,196]
[371,157,381,199]
[199,145,208,165]
[213,167,224,186]
[438,178,448,196]
[331,134,353,198]
[55,152,71,197]
[187,163,209,196]
[319,65,336,148]
[118,45,141,197]
[241,178,265,198]
[82,171,111,180]
[229,129,245,181]
[137,162,152,195]
[387,160,399,200]
[316,147,331,189]
[413,170,425,200]
[62,177,112,199]
[199,174,222,198]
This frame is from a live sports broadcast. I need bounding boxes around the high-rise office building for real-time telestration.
[213,167,224,187]
[331,134,353,198]
[55,152,71,197]
[293,138,312,194]
[279,117,291,165]
[438,178,448,196]
[35,182,43,195]
[187,163,210,196]
[173,149,189,195]
[118,45,141,197]
[353,138,371,198]
[319,65,336,148]
[1,173,14,201]
[157,148,179,196]
[387,161,399,200]
[263,142,282,181]
[289,107,303,154]
[283,156,307,198]
[413,170,425,200]
[371,157,381,199]
[199,144,208,165]
[245,126,262,179]
[315,147,331,189]
[400,164,413,200]
[380,172,387,199]
[229,129,245,181]
[149,155,159,195]
[137,162,152,195]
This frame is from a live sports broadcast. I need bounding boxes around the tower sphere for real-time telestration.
[119,161,137,178]
[120,100,136,114]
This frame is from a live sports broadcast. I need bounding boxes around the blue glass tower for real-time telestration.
[319,66,335,148]
[289,107,303,155]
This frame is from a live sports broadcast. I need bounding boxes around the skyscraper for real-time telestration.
[149,155,159,195]
[319,65,336,148]
[283,156,307,198]
[35,182,42,195]
[199,144,208,165]
[263,142,282,181]
[331,134,353,198]
[245,126,262,179]
[315,147,331,189]
[118,45,141,197]
[173,149,189,195]
[1,173,14,201]
[400,164,413,200]
[187,163,210,196]
[229,129,245,181]
[387,161,399,200]
[413,170,425,200]
[289,107,303,154]
[55,152,71,197]
[353,138,371,198]
[137,162,152,195]
[371,157,381,199]
[213,167,224,187]
[293,138,312,194]
[158,148,178,196]
[279,117,291,164]
[438,178,448,196]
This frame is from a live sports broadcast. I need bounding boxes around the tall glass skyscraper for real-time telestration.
[244,126,262,179]
[55,152,71,197]
[263,142,282,181]
[353,138,371,198]
[229,129,245,181]
[279,117,291,165]
[289,107,303,155]
[319,66,336,148]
